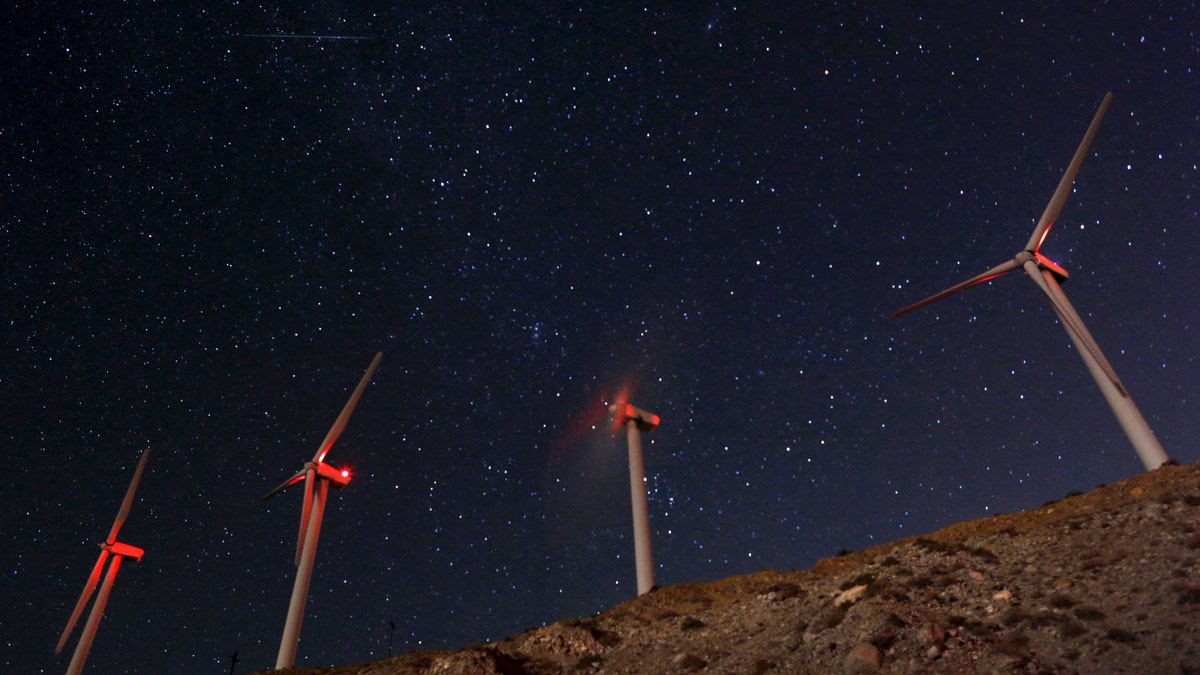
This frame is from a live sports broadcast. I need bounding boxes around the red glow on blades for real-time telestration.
[1034,226,1051,252]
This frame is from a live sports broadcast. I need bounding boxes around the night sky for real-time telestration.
[5,4,1198,673]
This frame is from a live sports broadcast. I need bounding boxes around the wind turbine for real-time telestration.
[609,388,660,596]
[56,447,150,675]
[893,92,1170,471]
[265,351,382,670]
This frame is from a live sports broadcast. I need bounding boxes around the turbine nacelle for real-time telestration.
[610,403,660,432]
[310,460,351,488]
[1033,252,1069,283]
[102,541,145,563]
[264,460,354,501]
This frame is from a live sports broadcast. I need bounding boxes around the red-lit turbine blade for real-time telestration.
[56,548,109,653]
[1022,260,1127,394]
[1025,92,1112,253]
[294,467,315,566]
[892,259,1020,318]
[263,469,307,501]
[106,447,150,546]
[311,352,382,464]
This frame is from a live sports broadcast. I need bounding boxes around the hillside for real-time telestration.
[256,460,1200,674]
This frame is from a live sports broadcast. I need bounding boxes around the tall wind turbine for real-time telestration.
[609,389,660,596]
[893,92,1170,471]
[56,447,150,675]
[265,351,382,670]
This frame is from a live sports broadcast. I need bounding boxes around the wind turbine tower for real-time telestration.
[265,352,382,669]
[610,398,660,596]
[893,92,1170,471]
[56,447,150,675]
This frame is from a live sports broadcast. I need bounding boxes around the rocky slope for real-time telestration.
[257,461,1200,674]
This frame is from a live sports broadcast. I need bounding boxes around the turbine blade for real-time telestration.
[106,447,150,546]
[295,468,315,566]
[1022,260,1127,394]
[263,469,307,501]
[56,549,109,653]
[1025,92,1112,253]
[311,352,383,464]
[892,259,1020,318]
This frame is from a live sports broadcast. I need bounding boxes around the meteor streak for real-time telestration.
[240,34,374,41]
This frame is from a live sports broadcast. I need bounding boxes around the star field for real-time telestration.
[4,4,1199,673]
